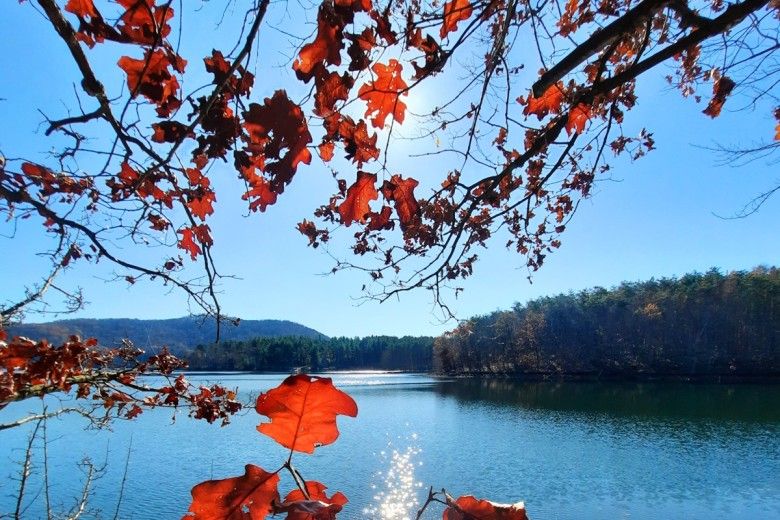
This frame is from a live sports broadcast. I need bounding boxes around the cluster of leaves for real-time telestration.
[182,373,529,519]
[0,329,241,426]
[3,0,777,322]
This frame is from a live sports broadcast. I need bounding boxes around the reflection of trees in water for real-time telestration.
[429,379,780,423]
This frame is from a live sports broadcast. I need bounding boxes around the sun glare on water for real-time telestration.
[364,441,424,520]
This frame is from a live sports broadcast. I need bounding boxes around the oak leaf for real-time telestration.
[358,60,408,128]
[521,82,565,120]
[338,172,378,226]
[702,76,736,118]
[117,0,174,45]
[293,4,344,83]
[65,0,97,18]
[440,0,473,39]
[188,190,216,220]
[565,103,591,135]
[178,227,202,260]
[255,374,357,453]
[184,464,280,520]
[242,90,313,193]
[152,121,192,143]
[278,481,348,520]
[443,496,528,520]
[381,175,420,230]
[118,49,183,117]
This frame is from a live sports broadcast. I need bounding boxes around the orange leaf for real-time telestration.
[443,496,528,520]
[323,115,379,166]
[178,225,211,259]
[293,4,344,83]
[338,172,378,227]
[178,227,201,260]
[278,481,348,520]
[565,103,591,135]
[440,0,473,39]
[151,121,192,143]
[118,49,183,117]
[242,90,313,191]
[117,0,174,45]
[188,190,216,220]
[381,174,420,230]
[255,374,357,453]
[521,82,565,120]
[702,76,736,118]
[314,71,354,117]
[242,177,278,213]
[358,60,408,128]
[184,464,280,520]
[65,0,97,18]
[319,141,335,162]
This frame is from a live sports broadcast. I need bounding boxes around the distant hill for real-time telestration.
[7,316,326,355]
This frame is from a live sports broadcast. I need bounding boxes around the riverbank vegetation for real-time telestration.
[186,335,434,372]
[434,268,779,377]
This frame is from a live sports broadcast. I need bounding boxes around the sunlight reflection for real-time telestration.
[364,443,423,520]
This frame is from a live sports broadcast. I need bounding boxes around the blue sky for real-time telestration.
[1,2,778,337]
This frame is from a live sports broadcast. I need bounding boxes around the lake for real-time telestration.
[1,373,778,519]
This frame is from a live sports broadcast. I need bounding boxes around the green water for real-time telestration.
[0,373,777,519]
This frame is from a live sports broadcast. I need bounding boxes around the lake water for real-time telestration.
[1,373,778,519]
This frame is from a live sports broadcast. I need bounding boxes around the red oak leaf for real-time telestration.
[702,76,736,118]
[293,4,344,83]
[565,103,591,135]
[440,0,473,39]
[204,50,232,83]
[319,141,335,162]
[117,0,174,45]
[151,121,192,143]
[178,227,201,260]
[381,174,420,230]
[314,71,354,117]
[323,115,379,166]
[184,464,280,520]
[358,59,408,128]
[255,374,357,453]
[443,496,528,520]
[118,49,183,117]
[242,177,278,212]
[369,8,397,44]
[278,481,348,520]
[346,28,376,71]
[521,82,565,120]
[242,90,313,193]
[366,205,393,231]
[338,172,378,226]
[65,0,97,18]
[188,190,216,220]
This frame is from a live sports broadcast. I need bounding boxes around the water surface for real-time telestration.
[1,373,777,519]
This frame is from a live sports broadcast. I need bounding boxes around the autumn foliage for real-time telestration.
[2,0,776,321]
[181,373,529,519]
[2,0,778,516]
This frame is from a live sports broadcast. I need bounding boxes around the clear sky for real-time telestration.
[1,2,778,337]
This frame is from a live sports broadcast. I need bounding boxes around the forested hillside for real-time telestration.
[7,316,325,355]
[186,335,434,372]
[434,268,779,377]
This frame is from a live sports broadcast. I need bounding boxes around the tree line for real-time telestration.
[434,267,779,377]
[186,335,434,372]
